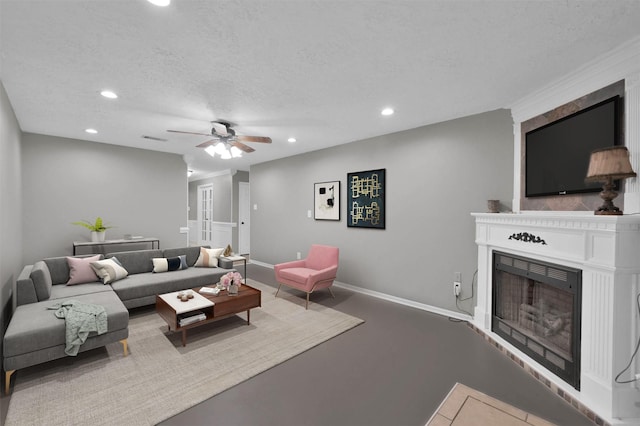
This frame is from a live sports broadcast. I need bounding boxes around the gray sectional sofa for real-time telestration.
[3,245,235,394]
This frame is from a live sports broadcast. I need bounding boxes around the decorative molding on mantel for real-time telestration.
[507,232,547,245]
[472,212,640,233]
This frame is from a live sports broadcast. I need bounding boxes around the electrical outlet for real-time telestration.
[296,252,301,260]
[453,272,462,297]
[453,282,461,297]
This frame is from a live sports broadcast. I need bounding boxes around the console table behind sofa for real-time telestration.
[73,237,160,255]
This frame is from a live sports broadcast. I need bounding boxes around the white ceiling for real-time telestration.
[2,0,640,180]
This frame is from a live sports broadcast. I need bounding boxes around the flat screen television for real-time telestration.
[525,95,621,198]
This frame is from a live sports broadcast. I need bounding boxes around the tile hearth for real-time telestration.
[467,323,609,426]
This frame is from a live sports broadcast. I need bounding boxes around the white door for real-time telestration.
[197,184,213,245]
[238,182,250,254]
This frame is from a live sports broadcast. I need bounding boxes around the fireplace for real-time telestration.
[472,212,640,424]
[492,251,581,389]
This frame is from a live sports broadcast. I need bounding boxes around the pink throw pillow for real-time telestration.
[66,254,102,285]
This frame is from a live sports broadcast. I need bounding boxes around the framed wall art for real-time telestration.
[314,181,340,221]
[347,168,385,229]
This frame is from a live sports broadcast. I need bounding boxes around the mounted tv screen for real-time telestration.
[525,96,621,198]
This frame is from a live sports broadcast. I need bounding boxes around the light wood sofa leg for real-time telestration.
[328,287,335,298]
[120,339,128,356]
[5,369,15,395]
[305,292,310,310]
[275,283,282,298]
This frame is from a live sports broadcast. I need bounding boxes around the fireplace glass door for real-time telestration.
[492,251,581,389]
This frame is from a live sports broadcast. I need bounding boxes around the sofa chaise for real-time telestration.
[3,245,235,394]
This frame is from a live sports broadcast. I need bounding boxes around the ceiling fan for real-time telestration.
[167,121,272,159]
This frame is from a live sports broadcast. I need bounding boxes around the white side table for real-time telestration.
[221,255,247,282]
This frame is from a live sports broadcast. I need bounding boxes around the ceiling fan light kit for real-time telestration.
[204,142,243,159]
[167,121,271,160]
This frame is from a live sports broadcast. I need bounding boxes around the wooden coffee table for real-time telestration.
[155,283,261,346]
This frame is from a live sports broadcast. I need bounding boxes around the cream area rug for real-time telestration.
[427,383,556,426]
[5,280,363,426]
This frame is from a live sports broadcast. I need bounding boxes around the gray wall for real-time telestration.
[0,82,23,364]
[21,133,188,264]
[251,109,513,313]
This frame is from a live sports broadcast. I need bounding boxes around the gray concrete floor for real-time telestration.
[0,263,593,426]
[160,263,592,426]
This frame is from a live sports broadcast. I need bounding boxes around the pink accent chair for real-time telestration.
[274,245,339,309]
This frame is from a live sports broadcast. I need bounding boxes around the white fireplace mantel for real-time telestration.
[472,212,640,424]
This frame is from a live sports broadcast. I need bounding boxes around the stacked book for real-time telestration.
[179,310,206,327]
[199,286,220,295]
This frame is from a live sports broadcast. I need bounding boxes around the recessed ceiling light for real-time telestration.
[147,0,170,6]
[100,90,118,99]
[85,128,98,134]
[288,137,297,143]
[381,108,394,116]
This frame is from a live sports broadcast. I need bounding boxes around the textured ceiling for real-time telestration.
[2,0,640,179]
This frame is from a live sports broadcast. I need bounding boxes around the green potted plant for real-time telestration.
[72,217,114,242]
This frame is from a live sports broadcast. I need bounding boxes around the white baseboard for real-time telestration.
[248,259,270,268]
[251,259,472,322]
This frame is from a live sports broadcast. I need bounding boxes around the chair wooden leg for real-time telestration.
[305,292,310,310]
[328,287,335,298]
[120,339,128,356]
[275,283,282,298]
[5,369,15,395]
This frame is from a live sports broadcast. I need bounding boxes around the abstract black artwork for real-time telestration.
[314,181,340,220]
[347,169,385,229]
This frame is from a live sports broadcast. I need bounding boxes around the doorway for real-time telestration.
[197,184,213,246]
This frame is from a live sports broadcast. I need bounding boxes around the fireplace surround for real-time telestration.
[473,212,640,424]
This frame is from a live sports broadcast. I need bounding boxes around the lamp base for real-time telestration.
[594,207,623,216]
[594,178,623,215]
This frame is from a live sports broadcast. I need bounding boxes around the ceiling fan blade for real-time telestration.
[196,139,219,148]
[167,130,212,137]
[231,141,255,153]
[236,135,272,144]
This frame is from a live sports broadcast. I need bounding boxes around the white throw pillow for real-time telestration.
[194,247,225,268]
[90,257,129,284]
